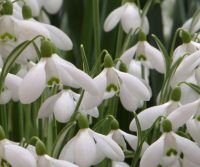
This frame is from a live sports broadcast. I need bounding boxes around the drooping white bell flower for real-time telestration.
[0,126,36,167]
[140,120,200,167]
[130,87,182,131]
[19,40,99,104]
[35,140,78,167]
[59,114,124,167]
[170,50,200,87]
[172,30,200,63]
[104,2,149,34]
[119,31,165,73]
[37,0,63,14]
[38,89,99,123]
[81,54,151,111]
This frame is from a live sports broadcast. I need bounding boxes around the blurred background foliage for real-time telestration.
[48,0,200,131]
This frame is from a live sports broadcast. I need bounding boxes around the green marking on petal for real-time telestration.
[47,77,60,86]
[166,148,177,156]
[137,54,147,61]
[106,84,118,92]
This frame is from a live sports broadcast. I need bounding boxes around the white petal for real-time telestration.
[81,69,106,110]
[111,130,127,149]
[140,134,165,167]
[130,102,171,131]
[112,161,130,167]
[19,61,46,104]
[61,64,99,96]
[168,99,200,130]
[143,41,165,73]
[4,144,36,167]
[119,83,140,111]
[186,119,200,145]
[117,70,151,100]
[5,73,22,101]
[173,133,200,165]
[53,91,75,123]
[104,5,125,32]
[81,107,99,118]
[0,90,11,104]
[37,93,60,119]
[121,4,141,33]
[92,131,124,161]
[43,24,73,50]
[43,0,63,14]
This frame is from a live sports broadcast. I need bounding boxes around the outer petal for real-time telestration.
[53,91,75,123]
[116,70,151,100]
[173,133,200,165]
[43,0,63,14]
[43,24,73,50]
[186,119,200,145]
[92,131,124,161]
[140,134,165,167]
[37,93,60,119]
[111,130,127,149]
[0,90,11,104]
[130,102,171,131]
[121,4,141,33]
[104,5,125,32]
[112,161,130,167]
[19,61,46,104]
[168,99,200,130]
[5,73,22,101]
[4,144,36,167]
[81,69,106,110]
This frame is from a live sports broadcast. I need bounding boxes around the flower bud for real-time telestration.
[2,1,13,15]
[78,113,89,129]
[22,5,32,19]
[0,126,5,140]
[104,54,113,68]
[170,87,181,101]
[36,140,46,156]
[119,62,128,72]
[162,119,172,133]
[110,119,119,130]
[40,40,53,58]
[180,30,191,43]
[138,30,147,41]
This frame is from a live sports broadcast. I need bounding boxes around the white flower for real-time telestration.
[182,16,200,34]
[37,0,63,14]
[0,139,36,167]
[120,40,165,73]
[59,128,124,167]
[112,161,130,167]
[104,3,149,34]
[140,129,200,167]
[37,154,78,167]
[19,53,99,104]
[38,89,99,123]
[81,62,151,111]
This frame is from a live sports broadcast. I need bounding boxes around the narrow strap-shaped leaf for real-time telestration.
[80,44,90,74]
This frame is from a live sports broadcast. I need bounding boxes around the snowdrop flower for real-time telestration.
[81,54,151,111]
[170,50,200,87]
[108,119,148,154]
[119,31,165,73]
[59,114,124,167]
[130,87,182,131]
[36,140,78,167]
[0,126,36,167]
[38,89,99,123]
[19,40,99,104]
[104,2,149,34]
[140,120,200,167]
[173,30,200,63]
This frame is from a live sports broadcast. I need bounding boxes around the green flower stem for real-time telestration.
[115,25,123,58]
[24,104,32,139]
[93,0,101,60]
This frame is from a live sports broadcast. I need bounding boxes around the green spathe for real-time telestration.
[110,119,119,130]
[36,140,46,156]
[22,5,32,19]
[104,54,113,68]
[180,30,191,43]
